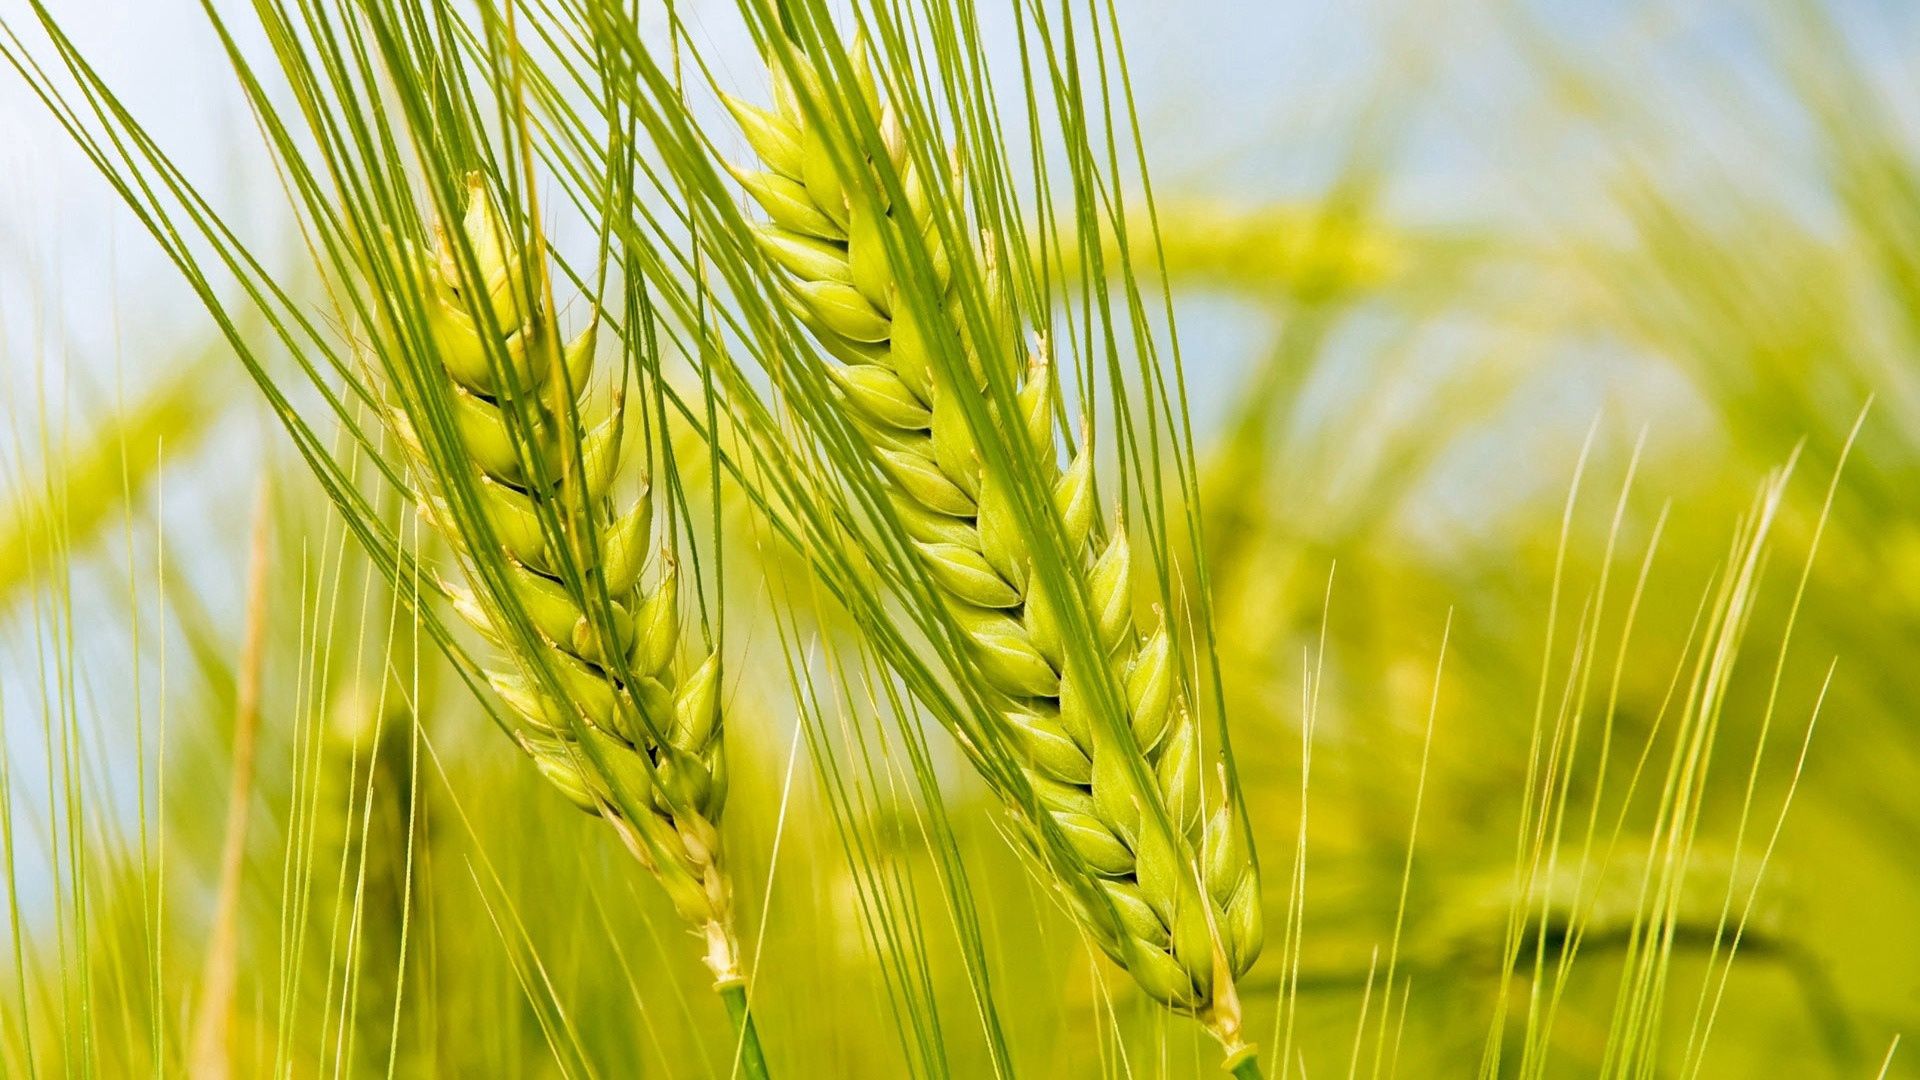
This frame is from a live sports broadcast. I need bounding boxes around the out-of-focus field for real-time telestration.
[1,1,1915,1076]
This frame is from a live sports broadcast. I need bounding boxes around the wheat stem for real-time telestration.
[1228,1052,1265,1080]
[718,980,773,1080]
[186,476,273,1079]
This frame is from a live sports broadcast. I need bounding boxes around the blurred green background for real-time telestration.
[1,0,1916,1075]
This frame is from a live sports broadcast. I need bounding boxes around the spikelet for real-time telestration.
[726,42,1260,1024]
[374,175,739,980]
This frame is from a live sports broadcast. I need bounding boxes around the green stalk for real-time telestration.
[717,981,772,1080]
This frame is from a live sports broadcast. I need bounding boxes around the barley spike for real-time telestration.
[375,175,747,990]
[728,38,1261,1045]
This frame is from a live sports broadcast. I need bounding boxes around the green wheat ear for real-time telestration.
[373,175,739,982]
[726,37,1261,1048]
